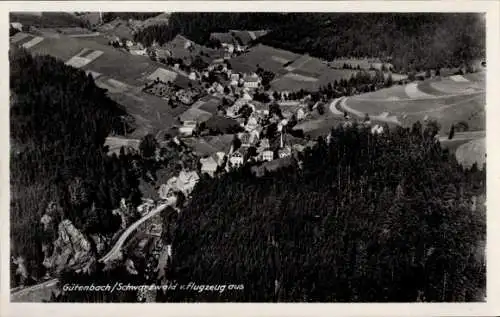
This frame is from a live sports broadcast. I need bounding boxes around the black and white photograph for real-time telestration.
[4,2,496,311]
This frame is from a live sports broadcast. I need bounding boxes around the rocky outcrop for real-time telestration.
[43,220,96,275]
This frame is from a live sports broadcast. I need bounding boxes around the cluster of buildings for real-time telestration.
[108,37,148,56]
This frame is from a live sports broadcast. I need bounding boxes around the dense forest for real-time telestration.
[134,13,484,71]
[102,12,165,23]
[159,123,486,302]
[10,48,142,283]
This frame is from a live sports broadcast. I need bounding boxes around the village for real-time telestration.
[96,29,393,206]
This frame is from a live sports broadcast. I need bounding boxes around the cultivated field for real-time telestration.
[25,33,162,86]
[341,73,486,136]
[231,44,301,75]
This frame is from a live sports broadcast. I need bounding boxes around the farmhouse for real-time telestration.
[200,156,218,177]
[10,22,23,32]
[260,149,274,162]
[243,74,261,89]
[129,45,147,56]
[179,121,197,137]
[229,150,244,167]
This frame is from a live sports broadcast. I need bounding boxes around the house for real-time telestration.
[278,146,292,158]
[296,108,306,121]
[129,45,147,56]
[188,72,197,80]
[229,150,244,167]
[261,149,274,162]
[10,22,23,32]
[258,138,271,151]
[177,170,200,196]
[371,124,384,135]
[179,120,197,136]
[243,74,261,89]
[125,40,134,47]
[231,73,240,81]
[214,151,226,165]
[200,156,218,177]
[238,132,252,147]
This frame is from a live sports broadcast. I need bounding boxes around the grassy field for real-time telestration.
[27,34,161,86]
[271,68,356,92]
[346,92,484,115]
[351,84,410,101]
[231,44,301,75]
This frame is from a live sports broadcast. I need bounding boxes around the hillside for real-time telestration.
[161,125,486,302]
[132,13,484,72]
[341,72,486,136]
[10,48,142,285]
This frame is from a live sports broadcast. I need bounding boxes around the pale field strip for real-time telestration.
[9,32,30,43]
[147,67,178,83]
[430,81,480,95]
[65,56,90,68]
[285,56,313,72]
[65,48,104,69]
[21,36,44,49]
[271,55,291,64]
[284,72,319,82]
[450,74,471,82]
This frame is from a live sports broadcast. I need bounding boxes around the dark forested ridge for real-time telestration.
[134,13,484,71]
[10,48,142,282]
[102,12,165,23]
[258,13,485,72]
[162,124,486,302]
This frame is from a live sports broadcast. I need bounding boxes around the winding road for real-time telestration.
[11,197,177,301]
[99,197,176,263]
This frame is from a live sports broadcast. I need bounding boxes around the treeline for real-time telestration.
[10,48,142,283]
[102,12,164,24]
[134,13,484,72]
[274,70,394,103]
[9,12,87,28]
[133,13,291,47]
[159,123,486,302]
[258,13,485,72]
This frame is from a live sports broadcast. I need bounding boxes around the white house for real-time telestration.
[176,170,200,196]
[125,40,134,47]
[261,149,274,162]
[214,151,226,165]
[371,124,384,135]
[296,108,306,121]
[179,121,197,136]
[129,47,147,56]
[229,151,244,167]
[200,156,218,177]
[243,74,261,89]
[10,22,23,32]
[188,72,197,80]
[231,73,240,81]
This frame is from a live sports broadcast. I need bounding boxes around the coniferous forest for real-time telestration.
[134,13,484,72]
[160,124,486,302]
[10,48,142,282]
